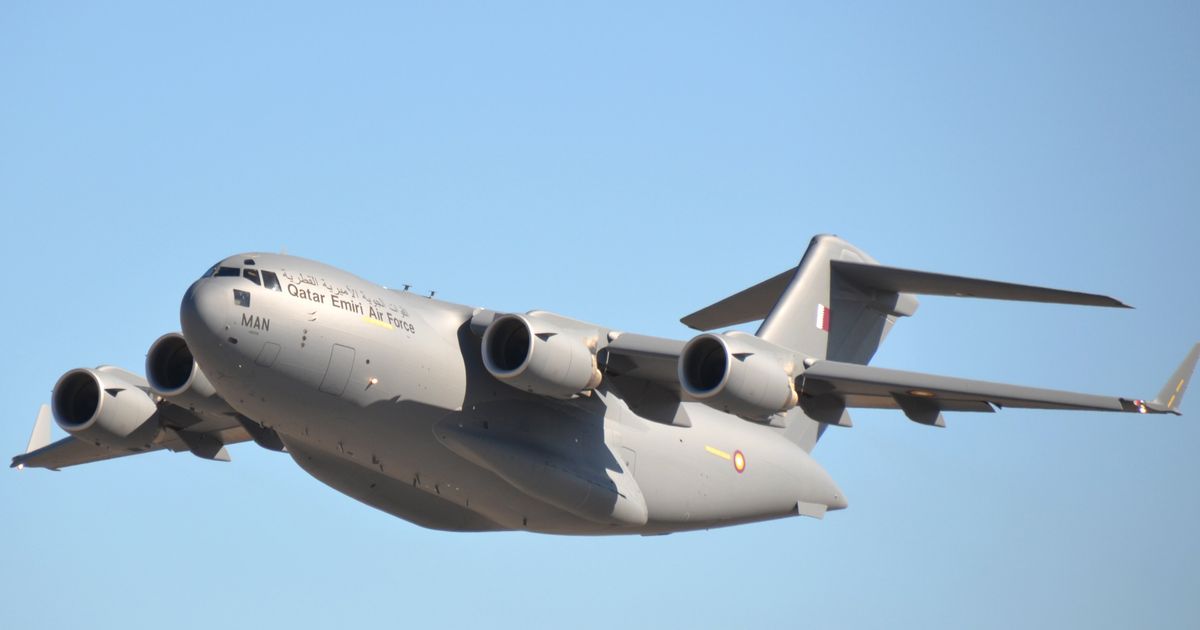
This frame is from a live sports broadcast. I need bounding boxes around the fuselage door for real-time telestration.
[620,446,637,475]
[320,344,356,396]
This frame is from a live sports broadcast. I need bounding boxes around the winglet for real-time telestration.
[1150,343,1200,415]
[14,405,54,470]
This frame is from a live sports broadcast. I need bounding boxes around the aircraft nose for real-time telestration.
[180,279,229,346]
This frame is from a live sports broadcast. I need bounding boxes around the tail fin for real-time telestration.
[756,236,917,363]
[681,235,915,364]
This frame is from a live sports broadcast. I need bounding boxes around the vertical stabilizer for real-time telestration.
[757,235,918,364]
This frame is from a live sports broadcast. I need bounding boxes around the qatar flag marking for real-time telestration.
[815,304,830,331]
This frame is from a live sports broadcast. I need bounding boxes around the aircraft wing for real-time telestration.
[13,425,254,470]
[602,334,1198,426]
[799,344,1198,426]
[12,401,258,471]
[601,333,686,389]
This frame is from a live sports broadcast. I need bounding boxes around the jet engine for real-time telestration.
[678,332,799,420]
[481,313,602,399]
[145,332,229,414]
[52,368,161,450]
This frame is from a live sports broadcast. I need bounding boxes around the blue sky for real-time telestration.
[2,2,1198,628]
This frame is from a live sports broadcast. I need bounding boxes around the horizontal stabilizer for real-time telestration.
[829,261,1131,308]
[681,257,1128,333]
[681,269,794,331]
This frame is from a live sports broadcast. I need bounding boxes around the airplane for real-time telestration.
[12,235,1198,535]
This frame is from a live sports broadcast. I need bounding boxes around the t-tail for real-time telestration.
[682,235,923,365]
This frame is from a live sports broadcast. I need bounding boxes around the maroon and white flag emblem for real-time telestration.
[815,304,830,331]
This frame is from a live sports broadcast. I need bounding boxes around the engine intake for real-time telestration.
[679,332,799,419]
[52,368,161,450]
[481,314,602,399]
[146,333,227,414]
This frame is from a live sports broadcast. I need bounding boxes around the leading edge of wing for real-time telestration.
[600,332,686,387]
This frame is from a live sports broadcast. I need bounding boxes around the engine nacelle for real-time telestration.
[52,368,161,450]
[145,332,229,414]
[481,313,602,399]
[678,331,799,419]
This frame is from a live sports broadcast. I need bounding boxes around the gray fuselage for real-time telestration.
[181,253,844,535]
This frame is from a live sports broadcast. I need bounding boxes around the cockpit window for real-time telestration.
[262,270,282,292]
[243,268,261,285]
[233,289,251,308]
[203,264,219,278]
[216,266,239,277]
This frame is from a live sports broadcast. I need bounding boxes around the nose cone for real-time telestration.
[180,279,229,349]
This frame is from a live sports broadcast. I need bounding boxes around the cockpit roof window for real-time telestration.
[244,259,256,266]
[262,270,282,292]
[243,268,261,285]
[216,266,240,277]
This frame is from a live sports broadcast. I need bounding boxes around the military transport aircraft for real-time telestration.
[12,235,1198,534]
